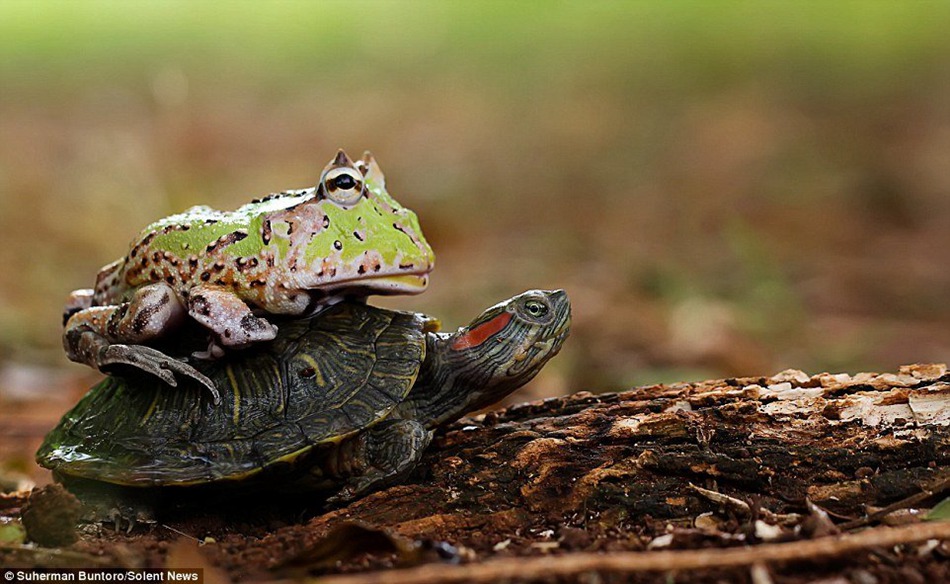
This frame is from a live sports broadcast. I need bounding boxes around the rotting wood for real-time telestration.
[252,364,949,582]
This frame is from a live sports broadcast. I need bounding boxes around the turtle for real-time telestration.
[37,289,570,519]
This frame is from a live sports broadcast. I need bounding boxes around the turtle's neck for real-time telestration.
[394,330,543,429]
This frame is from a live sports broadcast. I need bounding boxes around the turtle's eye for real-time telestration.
[320,167,365,206]
[524,299,549,319]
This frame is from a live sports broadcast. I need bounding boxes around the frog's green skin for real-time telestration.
[40,290,571,520]
[62,151,434,399]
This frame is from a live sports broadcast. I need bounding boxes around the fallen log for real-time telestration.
[249,363,950,582]
[4,364,950,583]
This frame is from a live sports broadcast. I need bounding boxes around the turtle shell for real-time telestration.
[37,302,427,487]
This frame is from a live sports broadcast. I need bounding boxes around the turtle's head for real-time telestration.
[414,290,571,427]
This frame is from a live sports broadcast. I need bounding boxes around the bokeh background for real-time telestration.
[3,2,950,482]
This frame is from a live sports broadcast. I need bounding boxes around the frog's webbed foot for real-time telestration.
[99,343,220,404]
[63,283,219,402]
[65,325,219,403]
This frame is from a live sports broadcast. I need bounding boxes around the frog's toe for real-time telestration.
[158,358,221,405]
[99,344,220,405]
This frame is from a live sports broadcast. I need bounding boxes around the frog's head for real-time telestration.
[296,150,435,296]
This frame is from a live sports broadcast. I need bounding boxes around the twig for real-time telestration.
[309,521,950,584]
[689,483,800,524]
[162,523,203,544]
[838,475,950,531]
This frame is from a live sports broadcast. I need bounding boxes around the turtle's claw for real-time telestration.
[325,486,358,507]
[99,344,221,405]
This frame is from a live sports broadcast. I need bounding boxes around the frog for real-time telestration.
[63,150,435,402]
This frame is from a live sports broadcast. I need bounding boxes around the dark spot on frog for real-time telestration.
[251,279,267,287]
[212,261,225,272]
[373,263,380,272]
[262,220,272,244]
[200,272,211,282]
[190,296,211,316]
[252,193,281,204]
[165,275,175,285]
[357,265,366,275]
[223,329,232,339]
[149,269,159,280]
[299,366,316,378]
[204,219,218,225]
[399,263,415,270]
[129,305,159,336]
[130,247,138,258]
[152,252,162,262]
[108,304,130,336]
[333,240,342,250]
[240,313,270,332]
[353,231,364,242]
[236,256,260,271]
[206,231,248,254]
[322,215,330,228]
[188,257,199,269]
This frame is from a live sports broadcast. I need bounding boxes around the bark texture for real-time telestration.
[261,364,950,581]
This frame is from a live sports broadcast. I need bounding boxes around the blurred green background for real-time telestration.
[3,1,950,404]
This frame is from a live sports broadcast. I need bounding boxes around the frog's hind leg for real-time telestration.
[63,283,220,403]
[64,282,187,351]
[186,285,278,349]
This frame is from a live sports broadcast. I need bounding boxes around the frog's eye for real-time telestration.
[320,167,365,206]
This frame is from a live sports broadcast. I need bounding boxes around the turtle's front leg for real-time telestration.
[63,283,220,403]
[327,419,433,504]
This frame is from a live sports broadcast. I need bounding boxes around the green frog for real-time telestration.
[63,150,435,402]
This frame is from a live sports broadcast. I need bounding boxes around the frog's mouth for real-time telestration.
[362,273,430,294]
[324,272,430,295]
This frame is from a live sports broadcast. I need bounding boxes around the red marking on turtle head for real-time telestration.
[451,312,512,351]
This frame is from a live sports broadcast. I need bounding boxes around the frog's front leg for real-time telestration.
[186,285,278,349]
[63,283,220,403]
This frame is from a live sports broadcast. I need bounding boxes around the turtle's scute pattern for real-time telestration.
[39,303,426,487]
